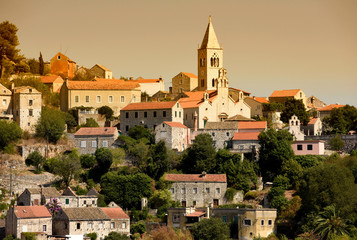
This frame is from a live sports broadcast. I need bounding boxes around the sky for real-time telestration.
[1,0,356,106]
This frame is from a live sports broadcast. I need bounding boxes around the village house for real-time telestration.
[40,75,64,93]
[50,52,77,79]
[306,95,326,110]
[0,83,13,120]
[244,96,269,118]
[59,187,99,208]
[164,172,227,207]
[171,72,198,97]
[317,104,345,120]
[5,205,52,238]
[269,89,307,108]
[101,207,130,236]
[238,121,267,133]
[151,90,171,101]
[232,131,260,154]
[120,101,183,134]
[129,77,165,97]
[292,140,325,155]
[155,121,190,152]
[90,64,113,79]
[60,79,141,116]
[74,127,119,155]
[228,87,251,102]
[12,86,42,133]
[301,117,323,136]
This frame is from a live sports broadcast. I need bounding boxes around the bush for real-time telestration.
[3,143,17,154]
[244,191,258,200]
[329,135,344,151]
[86,232,97,240]
[80,154,96,169]
[225,188,238,202]
[22,130,31,140]
[130,220,146,235]
[25,151,45,173]
[273,175,291,190]
[0,120,22,149]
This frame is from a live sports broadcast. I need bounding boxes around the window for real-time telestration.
[135,112,138,118]
[179,88,183,93]
[173,214,180,223]
[206,188,210,193]
[43,225,47,232]
[181,188,186,194]
[132,95,136,103]
[66,198,69,205]
[76,223,80,229]
[144,112,147,118]
[57,55,61,60]
[226,132,229,137]
[28,122,30,126]
[126,112,129,118]
[111,222,115,229]
[126,125,129,131]
[29,110,33,116]
[103,141,108,148]
[29,100,33,106]
[179,111,181,118]
[268,219,273,225]
[163,111,166,117]
[122,222,126,229]
[222,216,227,223]
[92,200,95,205]
[97,96,101,103]
[2,99,6,106]
[307,144,313,150]
[297,145,303,150]
[175,111,177,117]
[92,141,97,148]
[170,188,175,194]
[121,96,125,102]
[179,79,182,84]
[81,141,86,148]
[88,222,93,229]
[216,188,220,194]
[261,220,265,225]
[108,96,113,103]
[84,200,87,205]
[244,219,252,226]
[153,111,157,117]
[75,96,79,103]
[193,188,198,194]
[213,141,216,146]
[193,200,197,206]
[85,96,89,102]
[99,222,103,229]
[212,132,215,137]
[201,79,204,87]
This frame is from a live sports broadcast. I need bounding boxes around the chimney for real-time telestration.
[253,96,256,100]
[201,171,207,177]
[194,111,198,132]
[11,82,14,91]
[129,76,133,80]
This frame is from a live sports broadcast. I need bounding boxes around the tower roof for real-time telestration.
[200,16,221,49]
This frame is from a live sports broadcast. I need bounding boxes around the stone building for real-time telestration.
[17,187,61,206]
[306,95,326,110]
[288,115,305,141]
[60,79,141,116]
[129,77,165,96]
[164,173,227,207]
[232,132,260,154]
[40,75,64,93]
[171,72,198,97]
[301,117,322,136]
[59,187,98,208]
[50,52,77,79]
[244,97,269,118]
[120,101,183,134]
[317,104,345,120]
[101,207,130,236]
[74,127,119,155]
[0,83,13,120]
[90,64,113,79]
[155,121,190,152]
[12,86,42,133]
[269,89,307,108]
[5,205,52,238]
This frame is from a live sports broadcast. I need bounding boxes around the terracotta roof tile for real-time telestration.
[101,207,129,219]
[186,211,206,217]
[27,187,61,198]
[229,87,251,95]
[269,89,301,98]
[181,72,198,78]
[164,122,188,129]
[250,97,269,103]
[204,122,238,130]
[308,117,318,125]
[178,91,217,109]
[66,80,140,90]
[165,173,226,182]
[317,104,345,112]
[40,75,63,84]
[61,208,109,220]
[14,206,51,219]
[238,121,267,130]
[129,79,162,83]
[121,101,178,111]
[74,127,117,136]
[232,132,260,140]
[226,115,254,122]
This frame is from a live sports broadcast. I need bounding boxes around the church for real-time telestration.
[174,16,251,129]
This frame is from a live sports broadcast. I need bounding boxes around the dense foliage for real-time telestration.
[0,120,22,150]
[281,98,310,125]
[25,151,45,173]
[190,218,230,240]
[35,107,66,143]
[323,105,357,134]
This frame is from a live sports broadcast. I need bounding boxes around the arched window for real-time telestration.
[211,58,214,67]
[217,58,219,67]
[224,80,227,87]
[203,58,205,66]
[212,79,215,87]
[296,121,299,125]
[291,121,294,126]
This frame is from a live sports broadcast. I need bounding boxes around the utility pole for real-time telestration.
[9,165,14,196]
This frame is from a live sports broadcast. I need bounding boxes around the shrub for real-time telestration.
[244,191,258,200]
[225,187,238,202]
[273,175,291,190]
[80,154,96,169]
[86,233,97,240]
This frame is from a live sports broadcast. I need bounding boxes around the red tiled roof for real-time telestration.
[269,89,301,98]
[233,132,260,140]
[129,79,162,83]
[181,72,198,78]
[165,173,226,182]
[229,87,251,95]
[14,206,51,219]
[94,64,111,71]
[317,104,345,112]
[308,117,318,125]
[238,121,267,130]
[178,91,217,109]
[164,121,188,129]
[66,80,140,90]
[121,101,177,111]
[250,97,269,104]
[74,127,117,136]
[101,207,129,219]
[40,75,63,84]
[186,211,206,217]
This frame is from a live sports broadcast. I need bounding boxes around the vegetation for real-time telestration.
[323,105,357,134]
[329,135,344,151]
[143,226,193,240]
[35,107,66,143]
[52,149,82,187]
[25,151,45,173]
[98,105,114,121]
[104,232,129,240]
[0,120,22,150]
[280,98,310,125]
[190,218,230,240]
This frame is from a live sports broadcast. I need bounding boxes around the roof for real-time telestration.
[87,188,99,196]
[186,211,206,217]
[62,187,77,196]
[61,208,110,220]
[269,89,301,98]
[200,16,220,49]
[40,75,63,84]
[165,173,226,183]
[226,115,255,122]
[51,52,75,62]
[121,101,177,111]
[101,207,129,219]
[293,140,325,144]
[13,86,41,94]
[238,121,267,130]
[250,97,269,104]
[178,91,217,109]
[181,72,198,78]
[14,206,51,219]
[317,104,345,112]
[93,64,111,71]
[232,132,260,140]
[66,80,140,90]
[0,83,11,95]
[74,127,117,136]
[27,187,61,198]
[203,122,238,130]
[308,117,318,125]
[130,79,162,83]
[229,87,251,95]
[164,121,188,129]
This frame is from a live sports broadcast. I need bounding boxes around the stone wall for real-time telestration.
[305,135,357,153]
[19,143,73,160]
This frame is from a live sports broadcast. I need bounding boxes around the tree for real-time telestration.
[0,21,21,78]
[180,133,216,173]
[27,58,39,74]
[329,135,344,151]
[25,151,45,173]
[80,154,96,169]
[0,120,22,149]
[143,226,193,240]
[53,150,82,187]
[98,106,114,121]
[104,232,129,240]
[130,220,147,236]
[258,129,294,181]
[268,187,289,212]
[295,155,325,169]
[35,107,66,143]
[95,148,113,171]
[323,105,357,134]
[280,99,310,125]
[190,218,230,240]
[128,125,155,144]
[145,141,169,180]
[39,52,44,75]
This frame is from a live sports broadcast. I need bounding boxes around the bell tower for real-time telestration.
[197,16,223,91]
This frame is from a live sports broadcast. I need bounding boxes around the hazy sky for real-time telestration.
[1,0,356,106]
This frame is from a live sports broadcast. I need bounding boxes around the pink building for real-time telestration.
[292,140,325,155]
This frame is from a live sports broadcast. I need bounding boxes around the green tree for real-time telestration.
[145,141,169,180]
[78,118,99,128]
[281,159,303,189]
[35,107,66,143]
[268,187,289,212]
[130,220,146,236]
[80,154,96,169]
[329,135,344,151]
[149,189,178,219]
[281,98,310,125]
[25,151,45,173]
[295,155,325,169]
[258,129,294,181]
[128,125,155,144]
[190,218,230,240]
[180,133,216,173]
[0,21,21,78]
[95,147,113,171]
[0,120,22,149]
[39,52,44,75]
[104,232,129,240]
[98,105,114,121]
[53,150,82,187]
[323,105,357,134]
[27,58,39,74]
